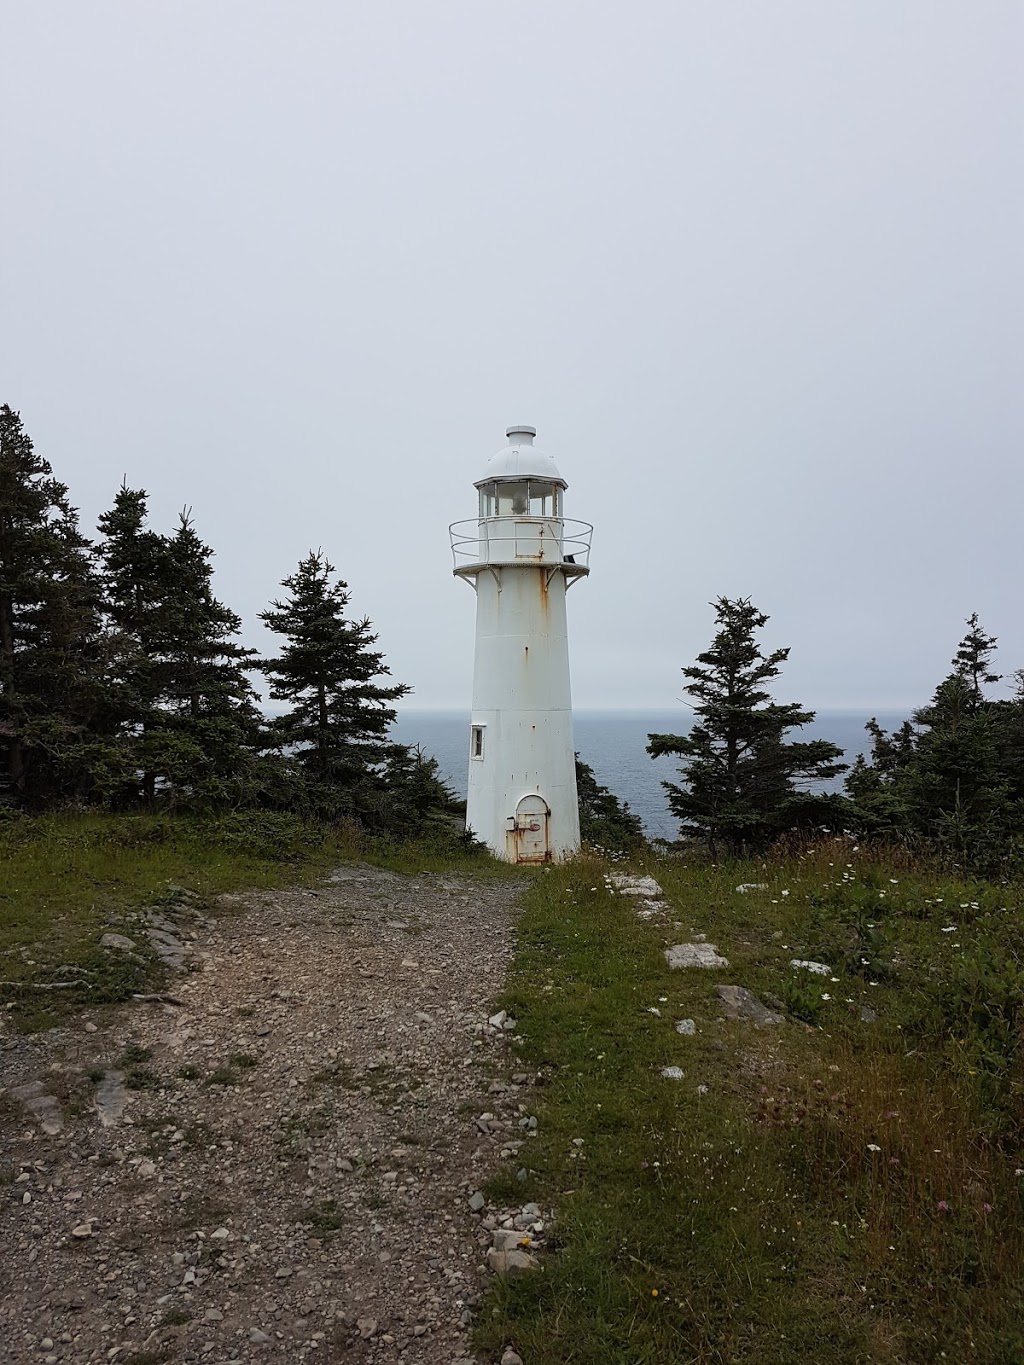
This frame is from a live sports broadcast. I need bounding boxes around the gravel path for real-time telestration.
[0,864,529,1365]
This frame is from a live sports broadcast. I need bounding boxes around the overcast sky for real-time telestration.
[2,2,1021,713]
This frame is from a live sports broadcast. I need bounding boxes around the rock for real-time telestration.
[84,1021,98,1034]
[660,1066,685,1080]
[487,1247,538,1276]
[100,932,137,952]
[675,1019,696,1035]
[414,1011,434,1024]
[10,1080,63,1135]
[608,874,663,897]
[715,985,784,1027]
[665,943,729,969]
[203,1308,223,1321]
[256,1024,271,1037]
[790,959,831,976]
[468,1190,486,1211]
[71,1222,94,1238]
[249,1327,272,1344]
[502,1350,525,1365]
[859,1005,877,1024]
[488,1010,508,1028]
[93,1070,128,1128]
[274,1266,293,1279]
[356,1317,378,1339]
[735,883,769,893]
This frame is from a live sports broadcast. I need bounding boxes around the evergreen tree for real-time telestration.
[0,405,103,803]
[648,597,845,854]
[257,552,409,817]
[95,496,260,806]
[147,512,261,805]
[94,484,170,800]
[576,755,645,853]
[845,614,1024,866]
[953,612,1000,702]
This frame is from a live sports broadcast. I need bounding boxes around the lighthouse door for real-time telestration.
[514,795,550,864]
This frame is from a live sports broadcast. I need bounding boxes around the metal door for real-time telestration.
[514,794,550,863]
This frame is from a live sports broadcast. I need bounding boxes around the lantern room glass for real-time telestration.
[479,480,562,518]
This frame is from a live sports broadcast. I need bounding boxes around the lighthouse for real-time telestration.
[450,425,592,862]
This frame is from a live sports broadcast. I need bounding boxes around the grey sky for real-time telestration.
[3,1,1021,712]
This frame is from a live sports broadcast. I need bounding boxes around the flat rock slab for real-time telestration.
[608,874,663,897]
[735,883,768,893]
[93,1070,128,1128]
[665,943,729,969]
[10,1080,63,1135]
[791,959,831,976]
[716,985,785,1027]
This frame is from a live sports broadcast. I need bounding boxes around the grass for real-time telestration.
[475,845,1024,1365]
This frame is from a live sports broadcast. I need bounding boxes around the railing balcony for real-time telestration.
[449,517,593,577]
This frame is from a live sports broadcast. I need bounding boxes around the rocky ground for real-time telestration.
[0,865,539,1365]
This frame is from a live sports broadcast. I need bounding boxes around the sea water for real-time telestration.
[392,708,910,842]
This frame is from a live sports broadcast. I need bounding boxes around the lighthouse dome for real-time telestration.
[475,425,566,487]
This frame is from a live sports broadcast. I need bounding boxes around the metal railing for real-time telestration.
[449,518,593,573]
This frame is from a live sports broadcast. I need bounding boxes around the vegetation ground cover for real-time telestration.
[477,846,1024,1365]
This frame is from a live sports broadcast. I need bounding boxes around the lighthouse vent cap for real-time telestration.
[477,424,565,486]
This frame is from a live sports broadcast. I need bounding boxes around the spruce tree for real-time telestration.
[95,496,260,805]
[257,551,409,817]
[148,512,261,804]
[95,484,169,800]
[648,597,845,854]
[846,614,1023,866]
[0,405,103,803]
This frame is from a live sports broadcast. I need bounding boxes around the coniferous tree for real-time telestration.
[846,614,1024,866]
[257,551,409,817]
[95,496,260,805]
[95,484,170,800]
[0,405,103,803]
[648,597,845,854]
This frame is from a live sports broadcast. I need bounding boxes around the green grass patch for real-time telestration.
[475,849,1024,1365]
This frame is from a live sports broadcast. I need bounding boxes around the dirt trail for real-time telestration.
[1,865,527,1365]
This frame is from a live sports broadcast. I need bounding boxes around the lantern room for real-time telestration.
[450,425,592,578]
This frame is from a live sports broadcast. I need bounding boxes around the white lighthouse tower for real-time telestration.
[450,425,592,862]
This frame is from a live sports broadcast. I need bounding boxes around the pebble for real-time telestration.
[502,1350,525,1365]
[675,1019,697,1035]
[468,1191,486,1212]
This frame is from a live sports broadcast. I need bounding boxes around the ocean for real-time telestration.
[391,708,911,842]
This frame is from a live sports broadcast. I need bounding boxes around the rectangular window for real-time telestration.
[528,481,556,516]
[478,482,497,517]
[471,725,485,759]
[496,482,529,516]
